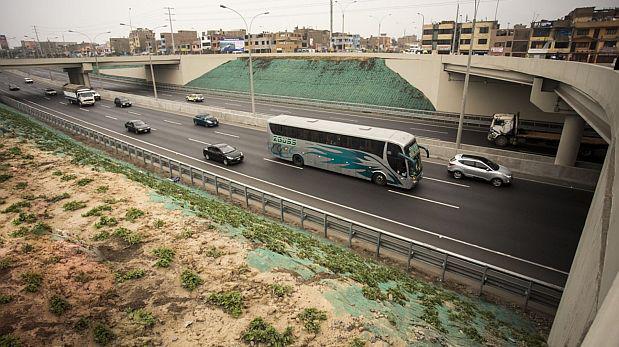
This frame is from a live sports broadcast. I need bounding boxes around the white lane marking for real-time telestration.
[151,128,158,131]
[105,115,118,120]
[163,119,182,125]
[23,100,569,276]
[330,116,357,123]
[59,102,67,105]
[214,131,239,138]
[263,158,303,170]
[388,190,460,209]
[128,111,142,116]
[161,93,173,97]
[515,177,595,192]
[101,105,111,108]
[424,177,470,188]
[79,108,90,112]
[187,137,211,146]
[410,127,449,134]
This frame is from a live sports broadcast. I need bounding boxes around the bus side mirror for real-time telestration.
[419,145,429,158]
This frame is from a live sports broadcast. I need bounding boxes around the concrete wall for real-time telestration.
[100,66,147,80]
[148,55,236,85]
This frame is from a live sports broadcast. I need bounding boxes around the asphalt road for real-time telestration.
[0,71,594,286]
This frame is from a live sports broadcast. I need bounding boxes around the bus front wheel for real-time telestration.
[292,154,304,167]
[372,173,387,186]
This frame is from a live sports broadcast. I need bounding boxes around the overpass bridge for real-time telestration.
[1,53,618,345]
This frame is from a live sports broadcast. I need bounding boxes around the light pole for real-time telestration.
[369,13,391,52]
[68,30,111,87]
[455,0,480,149]
[417,12,425,51]
[24,35,38,58]
[220,4,269,115]
[335,1,357,34]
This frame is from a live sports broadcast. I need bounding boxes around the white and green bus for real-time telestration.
[267,115,428,189]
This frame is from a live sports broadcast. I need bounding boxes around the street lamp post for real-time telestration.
[68,30,111,88]
[369,14,391,52]
[220,4,269,115]
[417,13,425,51]
[335,1,357,34]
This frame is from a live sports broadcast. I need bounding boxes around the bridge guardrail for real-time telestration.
[0,94,566,311]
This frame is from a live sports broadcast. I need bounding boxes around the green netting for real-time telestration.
[186,58,436,110]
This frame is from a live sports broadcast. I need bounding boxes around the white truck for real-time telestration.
[62,84,96,106]
[487,113,606,157]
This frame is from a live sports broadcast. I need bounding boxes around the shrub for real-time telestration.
[177,229,193,239]
[242,317,295,346]
[349,337,366,347]
[92,230,110,241]
[82,204,112,217]
[270,283,294,298]
[115,269,145,283]
[113,227,141,244]
[298,308,328,333]
[60,174,77,181]
[46,192,70,203]
[125,208,145,222]
[76,178,94,186]
[74,317,90,332]
[49,295,71,315]
[21,272,43,292]
[14,182,28,190]
[21,243,34,253]
[0,258,11,270]
[180,269,203,291]
[95,216,118,229]
[93,323,114,345]
[12,212,37,225]
[0,294,13,304]
[128,308,156,327]
[52,170,63,176]
[3,201,31,213]
[74,271,91,283]
[0,174,13,183]
[153,219,165,228]
[63,200,87,211]
[95,185,109,193]
[10,227,29,238]
[31,222,52,236]
[152,247,175,267]
[204,246,224,258]
[0,334,21,347]
[207,291,243,318]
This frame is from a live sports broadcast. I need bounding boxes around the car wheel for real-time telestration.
[292,154,304,167]
[223,159,229,166]
[372,173,387,186]
[495,135,509,147]
[491,178,503,187]
[204,154,210,160]
[452,171,463,179]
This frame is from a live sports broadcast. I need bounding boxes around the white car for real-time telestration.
[24,78,34,84]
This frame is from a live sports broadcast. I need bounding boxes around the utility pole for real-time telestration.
[494,0,499,22]
[330,0,334,51]
[455,0,479,149]
[165,7,176,54]
[32,25,44,58]
[452,2,459,54]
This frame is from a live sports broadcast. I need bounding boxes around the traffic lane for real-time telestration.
[11,92,575,284]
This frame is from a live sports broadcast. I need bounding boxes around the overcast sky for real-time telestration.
[1,0,616,46]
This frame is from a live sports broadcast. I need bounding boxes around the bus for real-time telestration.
[267,115,428,189]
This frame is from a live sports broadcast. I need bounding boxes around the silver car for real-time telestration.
[448,154,512,187]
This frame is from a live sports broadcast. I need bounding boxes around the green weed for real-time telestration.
[93,323,115,345]
[115,268,145,282]
[177,228,193,239]
[298,308,327,333]
[49,295,71,315]
[52,170,63,176]
[125,207,145,222]
[14,182,27,190]
[0,334,21,347]
[12,212,37,225]
[92,230,111,241]
[204,246,224,258]
[153,219,165,228]
[3,201,31,213]
[21,243,34,253]
[76,178,94,186]
[63,200,87,211]
[112,227,141,244]
[46,192,70,203]
[0,258,12,270]
[95,216,118,229]
[152,247,175,267]
[242,317,294,346]
[60,174,77,181]
[10,227,29,238]
[0,174,13,183]
[74,317,90,332]
[21,272,43,292]
[127,308,156,327]
[180,269,203,291]
[31,222,52,236]
[349,337,365,347]
[0,294,13,304]
[270,283,293,298]
[95,185,109,193]
[82,204,112,217]
[74,271,91,283]
[207,291,243,317]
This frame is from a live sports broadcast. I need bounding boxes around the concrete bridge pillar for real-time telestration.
[63,63,93,88]
[555,114,584,166]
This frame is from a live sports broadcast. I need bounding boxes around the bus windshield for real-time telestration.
[403,140,422,177]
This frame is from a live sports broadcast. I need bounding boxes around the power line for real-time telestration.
[164,7,176,54]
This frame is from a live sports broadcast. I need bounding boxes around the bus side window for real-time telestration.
[387,143,406,176]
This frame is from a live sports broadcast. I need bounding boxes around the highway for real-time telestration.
[0,71,594,286]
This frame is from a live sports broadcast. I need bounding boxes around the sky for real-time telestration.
[1,0,617,46]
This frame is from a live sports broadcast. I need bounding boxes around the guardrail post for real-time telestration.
[189,167,194,185]
[202,171,206,188]
[261,193,266,213]
[114,140,118,154]
[323,214,328,238]
[407,242,414,272]
[228,180,233,199]
[479,266,488,296]
[300,206,305,228]
[244,186,249,207]
[375,233,382,258]
[142,149,146,165]
[523,281,533,311]
[215,176,219,195]
[348,223,354,248]
[441,254,449,282]
[280,199,285,221]
[158,155,163,173]
[168,159,172,177]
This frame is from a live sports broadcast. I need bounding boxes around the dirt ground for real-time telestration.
[0,138,362,346]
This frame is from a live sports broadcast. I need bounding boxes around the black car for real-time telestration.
[193,114,219,127]
[203,144,243,166]
[8,84,20,91]
[125,120,151,134]
[114,97,132,107]
[44,88,57,96]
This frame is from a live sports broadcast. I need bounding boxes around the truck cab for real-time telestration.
[62,84,96,106]
[488,113,517,147]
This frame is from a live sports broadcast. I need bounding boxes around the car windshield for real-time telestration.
[478,157,500,170]
[79,91,94,97]
[219,145,236,154]
[134,121,146,126]
[403,140,422,177]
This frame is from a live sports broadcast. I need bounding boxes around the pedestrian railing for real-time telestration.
[0,94,566,310]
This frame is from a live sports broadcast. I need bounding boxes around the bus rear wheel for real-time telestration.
[292,154,304,167]
[372,173,387,186]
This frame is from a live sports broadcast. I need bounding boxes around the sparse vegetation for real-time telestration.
[30,222,52,236]
[10,227,29,238]
[207,291,243,318]
[14,181,28,190]
[95,185,109,193]
[95,216,118,229]
[60,174,77,181]
[115,269,145,282]
[0,294,13,304]
[52,170,63,176]
[242,317,295,346]
[127,308,156,327]
[180,269,203,291]
[74,271,91,283]
[0,258,12,270]
[76,178,94,186]
[3,200,31,213]
[125,207,145,222]
[46,192,70,203]
[74,317,90,332]
[204,246,224,258]
[0,334,21,347]
[21,272,43,292]
[63,200,87,211]
[298,308,328,333]
[270,283,293,298]
[177,228,193,239]
[49,295,71,315]
[92,230,111,241]
[21,243,34,253]
[0,173,13,183]
[93,323,115,345]
[349,337,365,347]
[112,227,141,244]
[152,247,175,267]
[153,219,165,228]
[12,212,37,225]
[82,204,112,217]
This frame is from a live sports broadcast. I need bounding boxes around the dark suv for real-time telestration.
[193,114,218,127]
[124,120,151,134]
[114,97,132,108]
[203,144,243,166]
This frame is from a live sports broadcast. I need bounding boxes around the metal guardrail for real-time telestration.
[0,94,565,310]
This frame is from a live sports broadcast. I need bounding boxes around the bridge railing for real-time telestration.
[0,94,566,311]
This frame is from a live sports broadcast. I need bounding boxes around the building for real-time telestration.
[0,35,9,50]
[109,38,130,55]
[366,35,392,51]
[246,32,275,53]
[489,25,531,57]
[129,28,156,54]
[159,30,198,54]
[202,29,246,53]
[294,27,331,52]
[528,19,571,60]
[331,33,361,51]
[397,35,419,50]
[273,31,303,53]
[458,20,497,55]
[422,21,457,54]
[568,7,618,63]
